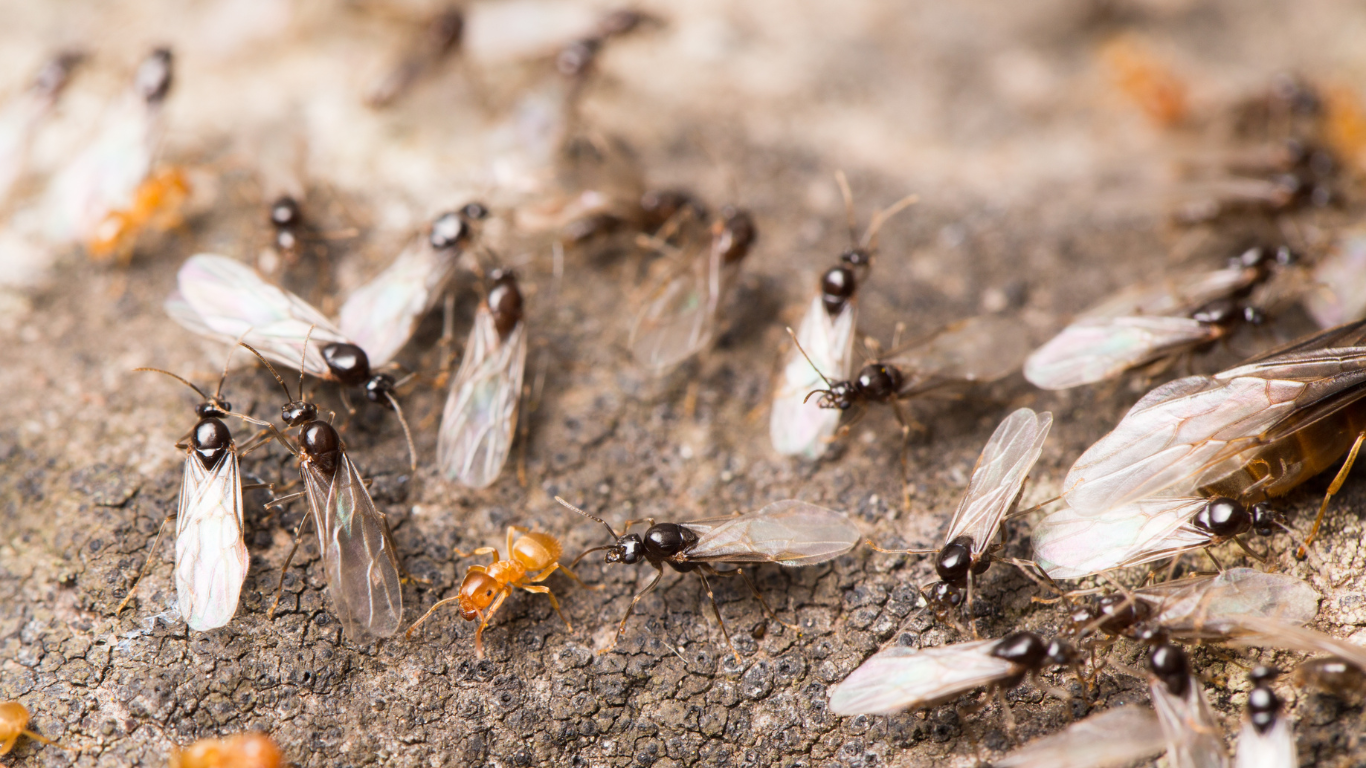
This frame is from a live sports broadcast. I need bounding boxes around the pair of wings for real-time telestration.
[43,92,159,244]
[827,638,1020,715]
[1061,318,1366,516]
[1150,671,1229,768]
[770,294,857,459]
[1024,264,1261,391]
[301,451,404,641]
[436,303,527,488]
[940,407,1052,556]
[167,246,458,377]
[174,448,248,632]
[677,501,861,566]
[629,234,742,375]
[994,705,1164,768]
[1124,568,1318,640]
[878,314,1032,397]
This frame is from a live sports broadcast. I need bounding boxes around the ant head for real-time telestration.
[809,380,857,411]
[364,373,398,407]
[270,196,301,228]
[606,534,645,565]
[1045,639,1079,667]
[840,248,872,268]
[458,570,501,618]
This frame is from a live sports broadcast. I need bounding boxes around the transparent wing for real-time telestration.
[1031,497,1210,579]
[1234,717,1296,768]
[303,453,403,641]
[1062,342,1366,514]
[174,451,247,631]
[1143,568,1319,640]
[1024,317,1217,390]
[944,408,1052,553]
[336,236,461,368]
[1150,675,1230,768]
[1305,231,1366,330]
[436,310,527,489]
[770,295,856,459]
[43,94,158,243]
[629,247,740,375]
[828,640,1014,715]
[167,253,349,378]
[686,501,861,566]
[994,704,1165,768]
[0,76,62,203]
[886,314,1031,394]
[1080,266,1258,322]
[1230,618,1366,670]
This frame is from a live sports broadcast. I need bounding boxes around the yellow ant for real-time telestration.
[407,526,598,657]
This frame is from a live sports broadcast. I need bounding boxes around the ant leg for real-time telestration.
[453,545,500,561]
[695,569,741,664]
[889,399,917,509]
[993,685,1017,734]
[1233,535,1268,563]
[555,562,603,590]
[506,526,527,560]
[521,583,571,630]
[474,591,511,659]
[268,512,314,619]
[265,491,306,510]
[735,568,801,633]
[405,595,464,638]
[1297,430,1365,559]
[619,518,656,532]
[1203,547,1226,573]
[965,570,980,640]
[603,565,664,655]
[115,514,174,616]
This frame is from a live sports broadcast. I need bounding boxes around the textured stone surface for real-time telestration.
[3,0,1366,765]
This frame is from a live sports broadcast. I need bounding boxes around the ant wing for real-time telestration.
[1032,497,1211,579]
[301,451,404,641]
[1234,712,1296,768]
[1063,328,1366,515]
[337,232,463,369]
[174,447,247,631]
[828,639,1014,716]
[436,305,527,489]
[770,294,857,458]
[684,501,861,565]
[884,314,1031,396]
[43,84,160,246]
[1142,569,1319,641]
[629,242,740,375]
[943,407,1052,554]
[994,704,1165,768]
[1150,669,1228,768]
[167,254,350,379]
[0,54,77,204]
[1304,231,1366,329]
[1079,265,1260,322]
[1024,317,1218,390]
[1230,618,1366,670]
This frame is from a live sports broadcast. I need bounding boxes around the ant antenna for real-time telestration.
[835,170,859,247]
[555,496,621,539]
[862,194,919,250]
[132,368,210,402]
[298,324,314,404]
[382,391,419,472]
[238,342,295,402]
[213,329,252,401]
[785,327,839,405]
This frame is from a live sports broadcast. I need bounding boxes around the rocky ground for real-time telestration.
[3,0,1366,765]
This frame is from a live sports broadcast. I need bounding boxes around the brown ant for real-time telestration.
[406,526,597,657]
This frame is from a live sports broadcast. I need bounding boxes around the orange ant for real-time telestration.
[1,701,61,755]
[170,733,281,768]
[406,526,598,657]
[88,166,191,262]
